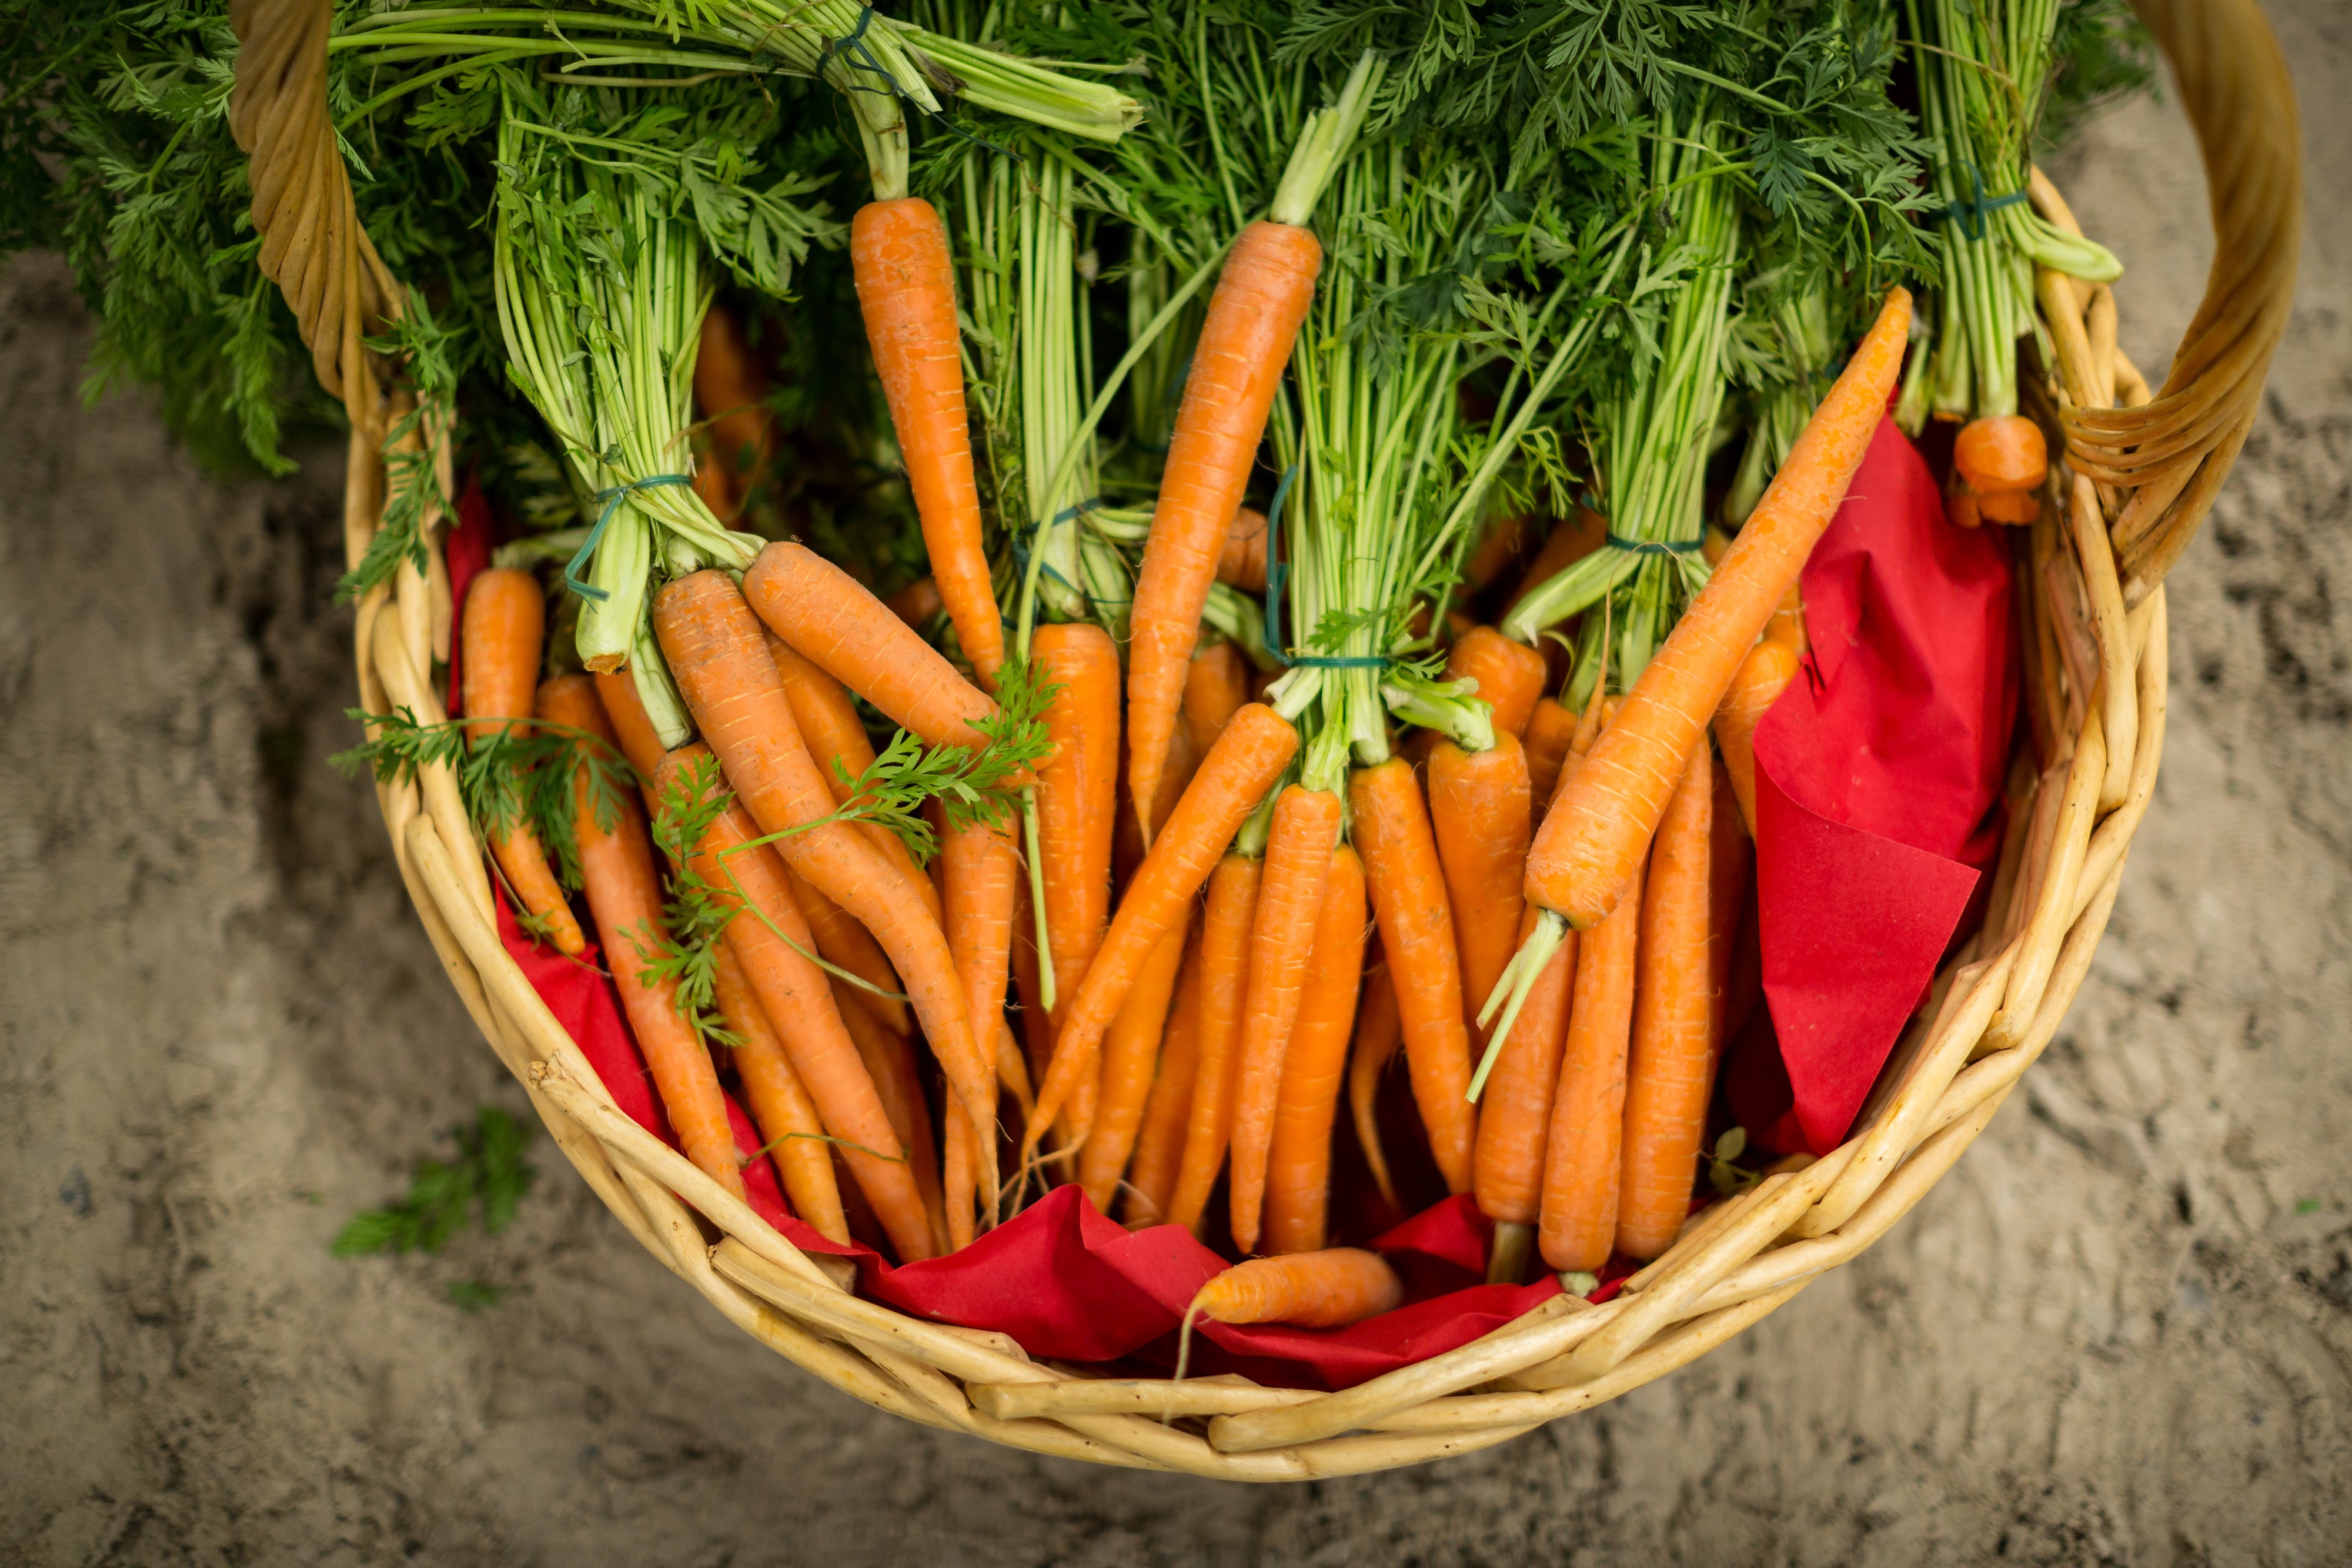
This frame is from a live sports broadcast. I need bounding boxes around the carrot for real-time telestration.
[1165,852,1262,1236]
[836,971,948,1256]
[783,864,913,1040]
[744,541,1000,753]
[1184,640,1251,763]
[710,940,848,1244]
[1526,287,1910,930]
[1125,221,1323,842]
[886,574,944,630]
[942,1100,978,1251]
[1078,908,1192,1215]
[1713,638,1800,838]
[1035,622,1121,1035]
[1227,786,1344,1253]
[766,631,943,929]
[1188,1249,1401,1329]
[1474,905,1579,1279]
[652,571,994,1175]
[590,670,668,806]
[1463,512,1533,597]
[1616,742,1714,1261]
[462,569,584,954]
[649,743,938,1261]
[1349,758,1478,1195]
[939,813,1019,1075]
[1764,582,1807,655]
[1216,506,1271,594]
[1444,627,1548,739]
[1347,957,1404,1212]
[534,678,744,1202]
[1504,507,1608,616]
[1522,696,1576,808]
[1122,922,1204,1227]
[1261,844,1368,1256]
[694,303,780,519]
[1953,413,2047,496]
[1428,731,1531,1050]
[1536,848,1646,1275]
[1026,702,1299,1151]
[851,198,1004,687]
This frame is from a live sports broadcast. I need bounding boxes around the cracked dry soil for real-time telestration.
[5,9,2349,1563]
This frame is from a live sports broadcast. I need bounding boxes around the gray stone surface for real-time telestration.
[4,8,2347,1562]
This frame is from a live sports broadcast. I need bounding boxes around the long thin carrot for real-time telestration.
[1123,921,1204,1228]
[1025,703,1299,1151]
[851,198,1004,687]
[1444,627,1548,739]
[592,669,667,808]
[536,678,744,1202]
[1227,785,1342,1254]
[653,571,994,1171]
[710,940,848,1244]
[650,744,936,1260]
[1262,844,1368,1256]
[1522,696,1576,807]
[1188,1249,1401,1328]
[1126,222,1324,843]
[783,864,913,1039]
[743,542,1001,753]
[1347,957,1404,1212]
[836,972,948,1256]
[939,813,1018,1072]
[1184,640,1251,763]
[1428,731,1531,1051]
[943,1099,978,1251]
[1349,758,1478,1195]
[1472,905,1577,1282]
[1035,622,1121,1036]
[462,567,584,954]
[1079,908,1191,1214]
[1536,849,1646,1274]
[1616,741,1714,1261]
[1527,288,1910,930]
[1165,852,1262,1236]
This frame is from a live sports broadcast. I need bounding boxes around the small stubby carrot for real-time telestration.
[710,940,848,1245]
[851,198,1004,687]
[836,972,948,1256]
[1428,731,1532,1053]
[1184,640,1251,763]
[1616,743,1715,1261]
[1227,786,1344,1253]
[650,743,937,1260]
[1527,287,1910,931]
[1165,852,1263,1236]
[1079,908,1192,1215]
[1035,622,1121,1034]
[1026,703,1300,1153]
[694,303,780,519]
[1536,848,1646,1275]
[1954,413,2047,496]
[536,678,744,1202]
[1126,220,1324,843]
[1713,638,1800,838]
[1262,845,1368,1256]
[1188,1248,1402,1329]
[1522,696,1576,808]
[1474,904,1578,1282]
[462,568,584,954]
[1348,957,1404,1211]
[1216,506,1271,594]
[744,542,1000,753]
[1444,627,1548,739]
[783,863,913,1039]
[1123,922,1204,1228]
[1349,758,1478,1195]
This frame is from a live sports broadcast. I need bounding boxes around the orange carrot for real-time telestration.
[1348,957,1404,1211]
[1764,583,1807,655]
[836,971,948,1256]
[1350,758,1478,1195]
[1536,849,1646,1274]
[1123,921,1204,1227]
[851,198,1004,686]
[650,744,937,1260]
[1522,696,1576,808]
[1505,507,1608,616]
[1261,844,1368,1255]
[1079,907,1192,1214]
[1616,742,1714,1261]
[1428,731,1531,1047]
[942,1100,978,1251]
[1035,623,1121,1035]
[1474,904,1578,1252]
[536,678,743,1202]
[939,813,1019,1071]
[886,574,945,630]
[1189,1248,1401,1328]
[1444,627,1548,739]
[1713,638,1799,838]
[1227,786,1344,1253]
[591,669,669,807]
[653,571,994,1167]
[1953,413,2047,495]
[744,541,1000,753]
[783,864,913,1040]
[1216,506,1271,594]
[1184,640,1251,763]
[1527,287,1910,930]
[1125,221,1323,842]
[1165,852,1262,1235]
[462,568,584,954]
[1463,512,1533,596]
[694,303,780,519]
[1027,703,1299,1150]
[710,940,848,1244]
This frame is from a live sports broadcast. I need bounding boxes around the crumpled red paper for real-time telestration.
[1724,416,2016,1154]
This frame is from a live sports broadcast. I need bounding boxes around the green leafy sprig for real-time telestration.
[333,1105,538,1258]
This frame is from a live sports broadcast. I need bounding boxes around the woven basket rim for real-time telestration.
[223,0,2301,1476]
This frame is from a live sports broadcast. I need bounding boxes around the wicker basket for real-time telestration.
[226,0,2302,1477]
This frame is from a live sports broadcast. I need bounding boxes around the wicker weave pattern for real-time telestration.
[234,0,2299,1475]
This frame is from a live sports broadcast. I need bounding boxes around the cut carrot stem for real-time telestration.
[1227,786,1344,1254]
[1080,906,1192,1215]
[1429,731,1532,1056]
[1348,957,1404,1212]
[1713,638,1799,839]
[1616,742,1715,1261]
[1034,622,1121,1041]
[536,679,743,1202]
[1349,758,1479,1195]
[1444,627,1548,738]
[1166,852,1263,1236]
[1189,1248,1401,1328]
[711,939,848,1245]
[1262,844,1368,1256]
[1536,849,1646,1275]
[463,567,584,954]
[1123,921,1204,1228]
[1527,287,1910,930]
[851,197,1004,687]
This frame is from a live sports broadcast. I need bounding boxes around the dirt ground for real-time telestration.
[5,10,2348,1564]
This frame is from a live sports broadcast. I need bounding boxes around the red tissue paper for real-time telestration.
[1724,416,2016,1155]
